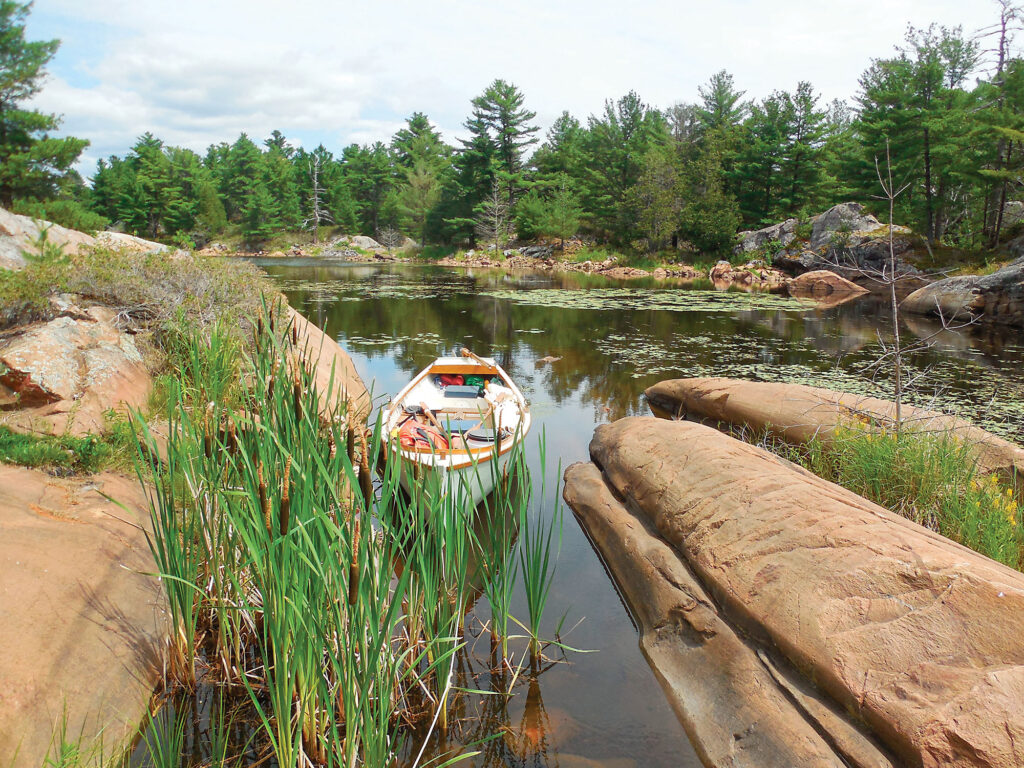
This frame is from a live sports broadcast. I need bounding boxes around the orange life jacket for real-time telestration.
[398,419,449,450]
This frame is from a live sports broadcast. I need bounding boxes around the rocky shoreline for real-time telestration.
[565,397,1024,768]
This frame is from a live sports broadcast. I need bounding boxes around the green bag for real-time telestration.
[464,375,487,391]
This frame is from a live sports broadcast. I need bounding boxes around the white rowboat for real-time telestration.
[382,349,531,508]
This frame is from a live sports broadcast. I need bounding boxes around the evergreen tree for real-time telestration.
[581,91,669,241]
[679,132,741,254]
[0,1,88,207]
[625,146,682,251]
[696,70,750,133]
[532,111,586,189]
[732,91,796,225]
[851,25,980,243]
[468,79,539,205]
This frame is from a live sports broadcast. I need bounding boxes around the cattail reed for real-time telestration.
[293,367,303,422]
[279,456,291,537]
[258,462,271,537]
[359,438,373,511]
[348,516,360,606]
[346,426,356,467]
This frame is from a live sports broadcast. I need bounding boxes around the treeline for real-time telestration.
[11,6,1024,255]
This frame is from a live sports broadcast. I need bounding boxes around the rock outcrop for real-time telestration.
[0,466,165,765]
[708,260,789,290]
[0,304,152,436]
[0,207,168,271]
[644,377,1024,490]
[567,417,1024,768]
[901,259,1024,328]
[737,204,924,293]
[564,460,896,768]
[787,269,869,304]
[287,307,371,427]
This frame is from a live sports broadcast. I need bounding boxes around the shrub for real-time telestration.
[796,425,1023,570]
[11,198,110,234]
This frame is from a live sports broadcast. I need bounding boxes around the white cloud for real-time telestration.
[29,0,1001,174]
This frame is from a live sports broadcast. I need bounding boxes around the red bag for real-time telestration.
[439,374,464,386]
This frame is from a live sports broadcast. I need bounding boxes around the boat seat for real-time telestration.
[442,418,480,434]
[444,385,482,399]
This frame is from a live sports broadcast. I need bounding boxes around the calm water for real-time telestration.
[261,259,1024,767]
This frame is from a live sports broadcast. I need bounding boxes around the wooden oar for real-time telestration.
[460,347,490,368]
[419,402,446,433]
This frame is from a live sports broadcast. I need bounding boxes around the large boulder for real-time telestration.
[0,207,167,271]
[564,461,896,768]
[808,202,884,249]
[349,235,383,251]
[787,269,869,303]
[0,306,152,436]
[735,218,798,253]
[901,260,1024,328]
[573,417,1024,768]
[644,377,1024,491]
[0,466,165,765]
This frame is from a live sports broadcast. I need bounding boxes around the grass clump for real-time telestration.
[795,425,1023,569]
[0,418,135,474]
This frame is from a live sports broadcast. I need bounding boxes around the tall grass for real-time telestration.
[131,312,568,766]
[796,425,1023,569]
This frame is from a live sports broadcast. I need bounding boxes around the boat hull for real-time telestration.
[392,441,520,509]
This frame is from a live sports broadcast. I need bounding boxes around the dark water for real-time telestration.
[259,259,1024,767]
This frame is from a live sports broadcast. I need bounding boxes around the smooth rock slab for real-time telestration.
[0,465,165,765]
[585,417,1024,768]
[902,260,1024,328]
[644,377,1024,491]
[0,206,167,272]
[788,269,869,304]
[564,461,895,768]
[287,307,371,427]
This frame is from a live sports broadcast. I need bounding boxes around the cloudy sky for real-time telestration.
[28,0,1002,176]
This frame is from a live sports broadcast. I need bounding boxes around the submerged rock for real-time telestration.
[644,377,1024,491]
[0,466,164,765]
[901,260,1024,328]
[0,307,151,436]
[574,417,1024,768]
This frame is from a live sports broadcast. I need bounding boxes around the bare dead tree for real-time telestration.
[474,180,512,254]
[303,155,333,244]
[975,1,1024,246]
[375,226,404,257]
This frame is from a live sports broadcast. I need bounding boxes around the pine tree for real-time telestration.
[0,1,88,207]
[696,70,750,133]
[581,91,669,241]
[469,79,539,205]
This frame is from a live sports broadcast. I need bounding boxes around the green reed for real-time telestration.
[132,312,568,767]
[515,434,563,663]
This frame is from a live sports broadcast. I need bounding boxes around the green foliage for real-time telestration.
[0,1,88,207]
[11,198,109,233]
[796,425,1023,569]
[0,422,132,473]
